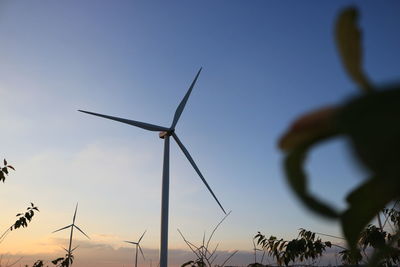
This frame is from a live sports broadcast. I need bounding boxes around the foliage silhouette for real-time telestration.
[255,229,332,266]
[0,159,15,183]
[0,160,39,245]
[51,253,74,267]
[342,204,400,266]
[256,206,400,265]
[1,159,39,267]
[11,203,40,231]
[0,202,39,244]
[30,260,47,267]
[278,6,400,262]
[181,258,206,267]
[26,254,74,267]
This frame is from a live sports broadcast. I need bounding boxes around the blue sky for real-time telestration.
[0,1,399,266]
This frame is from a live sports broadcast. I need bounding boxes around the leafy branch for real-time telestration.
[51,253,74,267]
[255,229,332,266]
[0,203,40,244]
[26,253,74,267]
[0,159,15,183]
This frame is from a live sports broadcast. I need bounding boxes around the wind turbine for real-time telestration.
[124,230,147,267]
[79,68,226,267]
[53,203,90,267]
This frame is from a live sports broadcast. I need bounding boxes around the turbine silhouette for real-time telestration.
[124,230,146,267]
[53,203,90,267]
[79,68,226,267]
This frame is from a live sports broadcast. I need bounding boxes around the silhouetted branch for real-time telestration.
[209,243,219,260]
[178,211,234,267]
[219,250,238,267]
[0,204,39,244]
[177,229,201,260]
[0,255,23,267]
[206,211,231,250]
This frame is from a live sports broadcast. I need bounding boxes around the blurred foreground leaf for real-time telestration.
[284,141,339,219]
[335,7,373,92]
[338,87,400,248]
[279,6,400,265]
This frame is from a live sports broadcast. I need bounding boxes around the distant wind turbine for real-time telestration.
[124,230,147,267]
[53,203,90,267]
[79,68,226,267]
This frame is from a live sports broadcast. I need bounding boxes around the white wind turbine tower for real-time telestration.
[79,68,226,267]
[53,203,90,267]
[124,230,147,267]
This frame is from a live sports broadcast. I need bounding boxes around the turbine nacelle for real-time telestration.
[159,130,173,139]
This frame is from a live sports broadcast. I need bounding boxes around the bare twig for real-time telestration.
[382,200,398,230]
[312,231,345,240]
[220,250,238,267]
[206,211,232,251]
[331,243,347,250]
[177,229,202,260]
[0,228,12,244]
[0,255,23,267]
[209,243,219,260]
[210,254,218,265]
[202,231,206,250]
[252,238,257,263]
[5,256,22,267]
[178,211,233,267]
[260,250,266,264]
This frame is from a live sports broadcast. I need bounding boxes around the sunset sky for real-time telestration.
[1,1,399,266]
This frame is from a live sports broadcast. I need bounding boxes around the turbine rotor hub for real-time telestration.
[159,130,173,139]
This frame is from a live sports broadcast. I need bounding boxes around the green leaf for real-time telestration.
[335,7,373,92]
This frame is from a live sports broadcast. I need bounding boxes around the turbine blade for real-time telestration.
[71,245,79,252]
[172,133,226,214]
[79,110,169,132]
[170,68,202,129]
[124,241,138,245]
[74,225,90,239]
[138,230,147,243]
[138,244,146,260]
[53,224,72,233]
[73,203,78,223]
